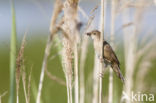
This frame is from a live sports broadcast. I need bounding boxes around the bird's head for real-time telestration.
[86,30,101,40]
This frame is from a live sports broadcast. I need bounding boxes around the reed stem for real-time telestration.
[9,1,17,103]
[99,0,106,102]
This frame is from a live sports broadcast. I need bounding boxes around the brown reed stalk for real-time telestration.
[0,91,7,103]
[36,0,63,103]
[16,34,26,103]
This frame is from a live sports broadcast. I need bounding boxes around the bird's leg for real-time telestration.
[104,60,110,67]
[99,61,105,78]
[97,55,105,77]
[99,72,104,78]
[98,62,110,78]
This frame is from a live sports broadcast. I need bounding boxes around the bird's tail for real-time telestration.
[111,64,125,84]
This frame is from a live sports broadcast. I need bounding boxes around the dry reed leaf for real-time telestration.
[0,91,8,103]
[36,1,63,103]
[90,5,99,14]
[27,66,33,103]
[45,68,66,86]
[49,0,63,36]
[22,67,28,103]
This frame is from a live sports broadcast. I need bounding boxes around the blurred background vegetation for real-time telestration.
[0,0,156,103]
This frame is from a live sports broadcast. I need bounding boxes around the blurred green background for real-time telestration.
[1,36,156,103]
[0,0,156,103]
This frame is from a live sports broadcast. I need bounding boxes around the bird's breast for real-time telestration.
[94,41,101,56]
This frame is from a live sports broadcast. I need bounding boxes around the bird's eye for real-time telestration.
[93,33,96,35]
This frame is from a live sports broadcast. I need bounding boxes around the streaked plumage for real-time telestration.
[87,30,125,83]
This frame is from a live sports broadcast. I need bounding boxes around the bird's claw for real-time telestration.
[99,72,104,78]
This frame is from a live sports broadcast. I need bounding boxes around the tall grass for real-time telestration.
[61,1,80,103]
[99,0,107,102]
[5,0,156,103]
[36,0,63,103]
[79,6,96,103]
[9,0,17,103]
[92,55,99,103]
[16,34,26,103]
[108,0,117,103]
[0,91,8,103]
[120,0,156,103]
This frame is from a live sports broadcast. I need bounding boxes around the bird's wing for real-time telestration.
[103,41,120,65]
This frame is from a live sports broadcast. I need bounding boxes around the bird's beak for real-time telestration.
[86,32,91,36]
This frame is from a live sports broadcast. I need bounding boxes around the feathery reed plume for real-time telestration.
[16,34,26,103]
[9,1,17,103]
[79,6,97,103]
[36,0,63,103]
[99,0,107,102]
[62,38,73,103]
[61,0,80,103]
[74,43,79,103]
[0,91,7,103]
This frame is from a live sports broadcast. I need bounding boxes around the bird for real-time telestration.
[86,29,125,83]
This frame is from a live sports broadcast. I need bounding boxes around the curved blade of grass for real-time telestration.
[31,77,43,103]
[9,0,17,103]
